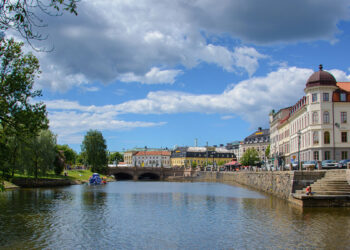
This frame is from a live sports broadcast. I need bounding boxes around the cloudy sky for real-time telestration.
[8,0,350,152]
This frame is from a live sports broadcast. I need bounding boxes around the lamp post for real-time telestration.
[297,130,301,171]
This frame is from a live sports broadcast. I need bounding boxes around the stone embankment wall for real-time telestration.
[347,169,350,184]
[11,178,73,188]
[195,171,326,200]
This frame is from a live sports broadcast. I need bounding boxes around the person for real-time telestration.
[306,186,312,195]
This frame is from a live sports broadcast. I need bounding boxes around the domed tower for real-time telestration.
[306,64,337,88]
[305,64,338,103]
[305,65,338,161]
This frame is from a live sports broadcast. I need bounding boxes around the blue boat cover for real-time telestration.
[89,173,102,185]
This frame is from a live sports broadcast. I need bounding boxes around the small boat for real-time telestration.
[89,173,102,185]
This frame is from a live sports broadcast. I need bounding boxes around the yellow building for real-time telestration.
[171,147,236,168]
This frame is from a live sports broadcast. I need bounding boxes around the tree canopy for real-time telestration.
[0,38,48,185]
[81,130,108,174]
[108,151,123,164]
[240,148,260,166]
[56,144,77,165]
[0,0,78,43]
[0,38,48,136]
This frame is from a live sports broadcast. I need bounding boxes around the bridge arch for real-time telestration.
[138,172,160,181]
[114,172,133,181]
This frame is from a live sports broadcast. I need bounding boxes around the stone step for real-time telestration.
[311,183,350,187]
[315,180,349,184]
[303,187,350,192]
[303,186,350,192]
[303,191,350,195]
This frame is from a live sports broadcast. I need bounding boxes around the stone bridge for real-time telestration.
[108,167,189,181]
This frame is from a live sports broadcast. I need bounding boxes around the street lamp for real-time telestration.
[297,130,301,171]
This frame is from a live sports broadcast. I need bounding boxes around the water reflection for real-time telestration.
[0,182,350,249]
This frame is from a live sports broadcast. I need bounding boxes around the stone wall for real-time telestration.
[347,169,350,185]
[195,171,326,200]
[12,178,73,188]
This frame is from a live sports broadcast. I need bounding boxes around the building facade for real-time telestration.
[239,127,270,164]
[269,65,350,166]
[171,146,236,168]
[134,151,171,168]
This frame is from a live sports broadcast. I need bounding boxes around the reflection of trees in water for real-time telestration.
[0,188,74,249]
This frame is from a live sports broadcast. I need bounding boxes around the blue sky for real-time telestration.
[8,0,350,152]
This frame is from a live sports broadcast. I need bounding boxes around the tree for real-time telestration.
[0,38,48,135]
[0,0,78,44]
[108,152,123,164]
[240,148,260,166]
[265,145,270,159]
[0,38,48,182]
[217,160,225,166]
[81,130,108,174]
[28,130,57,178]
[53,150,65,175]
[56,144,76,166]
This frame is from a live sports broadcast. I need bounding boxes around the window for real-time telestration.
[324,131,330,144]
[341,112,347,123]
[342,132,347,143]
[323,111,330,124]
[312,93,318,102]
[313,131,319,144]
[312,112,319,124]
[342,151,348,160]
[323,93,329,102]
[340,93,346,102]
[313,151,319,160]
[324,151,330,160]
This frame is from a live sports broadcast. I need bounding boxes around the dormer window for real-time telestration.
[340,93,346,102]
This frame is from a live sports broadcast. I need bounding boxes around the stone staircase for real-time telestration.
[295,170,350,196]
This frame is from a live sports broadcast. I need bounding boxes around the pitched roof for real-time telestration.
[337,82,350,92]
[135,151,171,156]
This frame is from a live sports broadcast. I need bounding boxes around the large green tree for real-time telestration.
[0,38,48,135]
[0,38,47,187]
[81,130,108,174]
[240,148,260,166]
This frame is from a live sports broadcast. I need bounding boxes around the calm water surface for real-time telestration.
[1,181,350,249]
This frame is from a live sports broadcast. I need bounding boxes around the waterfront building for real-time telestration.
[269,65,350,166]
[123,151,137,166]
[171,146,236,168]
[239,127,270,164]
[224,141,241,161]
[134,151,171,168]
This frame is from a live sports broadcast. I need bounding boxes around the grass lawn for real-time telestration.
[8,169,110,182]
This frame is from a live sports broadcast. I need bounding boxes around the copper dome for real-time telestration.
[306,64,337,88]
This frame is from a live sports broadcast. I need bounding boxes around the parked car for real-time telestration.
[303,160,318,169]
[338,159,350,169]
[321,160,339,169]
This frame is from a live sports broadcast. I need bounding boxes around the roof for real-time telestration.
[306,64,337,88]
[187,147,207,152]
[135,151,171,156]
[215,148,234,153]
[337,82,350,92]
[244,128,270,143]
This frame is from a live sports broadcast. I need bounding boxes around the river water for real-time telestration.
[1,181,350,249]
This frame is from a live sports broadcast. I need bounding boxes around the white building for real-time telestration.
[269,65,350,166]
[134,151,171,168]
